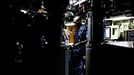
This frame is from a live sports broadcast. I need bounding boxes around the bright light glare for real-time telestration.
[105,16,134,21]
[20,9,27,14]
[65,22,75,26]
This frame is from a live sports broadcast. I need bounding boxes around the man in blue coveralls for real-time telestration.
[70,19,87,75]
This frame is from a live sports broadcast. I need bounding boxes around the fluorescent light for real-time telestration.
[105,16,134,21]
[65,22,75,26]
[74,0,87,6]
[20,9,28,14]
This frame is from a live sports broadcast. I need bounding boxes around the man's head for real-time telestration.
[81,19,86,25]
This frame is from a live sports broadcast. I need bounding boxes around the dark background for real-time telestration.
[1,0,134,75]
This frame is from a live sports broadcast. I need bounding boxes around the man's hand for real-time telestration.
[73,39,88,47]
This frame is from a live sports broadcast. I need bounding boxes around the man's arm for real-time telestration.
[73,39,88,46]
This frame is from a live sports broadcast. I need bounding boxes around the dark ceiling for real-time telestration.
[103,0,134,17]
